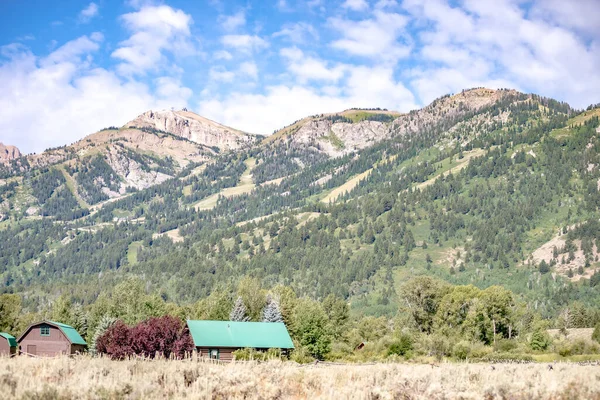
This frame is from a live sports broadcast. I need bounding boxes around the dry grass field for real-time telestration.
[2,357,600,400]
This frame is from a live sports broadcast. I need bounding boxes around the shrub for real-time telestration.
[557,342,572,357]
[452,341,471,360]
[97,316,193,360]
[290,346,314,364]
[233,348,283,361]
[494,339,518,353]
[96,320,133,360]
[530,330,551,351]
[593,323,600,344]
[130,316,194,359]
[481,353,533,362]
[469,342,493,358]
[388,334,413,357]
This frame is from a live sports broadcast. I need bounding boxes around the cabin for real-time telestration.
[187,320,294,361]
[0,332,17,356]
[17,321,87,356]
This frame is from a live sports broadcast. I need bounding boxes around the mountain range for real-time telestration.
[1,87,600,319]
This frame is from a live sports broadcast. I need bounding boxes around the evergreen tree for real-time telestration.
[90,315,116,356]
[262,295,284,323]
[230,297,249,322]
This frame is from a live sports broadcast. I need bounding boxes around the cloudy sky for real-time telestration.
[1,0,599,153]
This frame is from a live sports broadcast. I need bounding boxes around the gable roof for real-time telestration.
[17,321,87,346]
[187,320,294,349]
[48,321,87,346]
[0,332,17,347]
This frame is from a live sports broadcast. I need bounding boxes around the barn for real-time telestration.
[187,320,294,361]
[17,321,87,356]
[0,332,17,356]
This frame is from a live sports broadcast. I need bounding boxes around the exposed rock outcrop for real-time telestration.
[0,142,21,164]
[273,88,522,157]
[126,110,256,152]
[104,146,172,194]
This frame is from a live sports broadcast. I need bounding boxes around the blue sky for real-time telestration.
[1,0,599,153]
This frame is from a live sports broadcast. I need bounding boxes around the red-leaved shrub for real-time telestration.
[96,320,133,360]
[97,316,194,360]
[131,315,194,359]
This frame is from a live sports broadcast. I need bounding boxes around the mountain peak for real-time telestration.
[0,142,21,165]
[126,109,256,152]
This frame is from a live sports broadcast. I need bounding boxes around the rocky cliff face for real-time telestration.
[290,119,392,157]
[0,143,21,165]
[274,88,521,157]
[127,110,256,152]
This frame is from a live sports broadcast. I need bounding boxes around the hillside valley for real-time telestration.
[1,87,600,328]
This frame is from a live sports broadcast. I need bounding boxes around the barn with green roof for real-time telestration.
[187,320,294,361]
[17,320,87,356]
[0,332,17,356]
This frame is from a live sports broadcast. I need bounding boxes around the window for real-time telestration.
[40,326,50,336]
[209,349,219,360]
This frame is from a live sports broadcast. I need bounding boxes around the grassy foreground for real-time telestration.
[1,357,600,399]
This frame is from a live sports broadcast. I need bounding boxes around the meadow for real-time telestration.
[1,357,600,399]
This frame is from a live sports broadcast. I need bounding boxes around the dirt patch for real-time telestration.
[547,328,594,341]
[322,169,372,203]
[437,247,465,268]
[193,158,256,211]
[417,148,484,190]
[153,228,184,243]
[530,229,600,281]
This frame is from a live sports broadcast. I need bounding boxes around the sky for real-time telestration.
[1,0,599,154]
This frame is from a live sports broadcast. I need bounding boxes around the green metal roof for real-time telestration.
[0,332,17,348]
[48,321,87,346]
[187,320,294,349]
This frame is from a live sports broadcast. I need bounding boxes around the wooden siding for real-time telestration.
[197,347,235,362]
[19,324,72,356]
[0,339,16,356]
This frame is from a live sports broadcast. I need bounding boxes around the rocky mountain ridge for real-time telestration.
[0,142,21,165]
[266,88,520,157]
[126,109,258,152]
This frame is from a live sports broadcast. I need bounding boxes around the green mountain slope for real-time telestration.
[1,88,599,322]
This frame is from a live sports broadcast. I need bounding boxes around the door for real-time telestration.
[209,349,219,360]
[27,345,36,355]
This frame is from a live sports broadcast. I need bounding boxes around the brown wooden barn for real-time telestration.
[187,320,294,361]
[0,332,17,356]
[17,321,87,356]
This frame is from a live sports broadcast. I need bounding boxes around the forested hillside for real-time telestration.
[1,87,600,340]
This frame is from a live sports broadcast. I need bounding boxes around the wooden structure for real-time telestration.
[355,342,366,351]
[17,321,87,356]
[0,332,17,356]
[187,320,294,361]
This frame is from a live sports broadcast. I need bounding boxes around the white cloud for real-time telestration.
[213,50,233,60]
[209,67,235,82]
[0,36,191,153]
[219,10,246,31]
[79,2,99,23]
[280,47,346,83]
[239,61,258,80]
[329,10,410,61]
[342,0,369,11]
[402,0,600,107]
[273,22,319,44]
[221,34,269,53]
[529,0,600,38]
[198,66,416,135]
[112,5,194,75]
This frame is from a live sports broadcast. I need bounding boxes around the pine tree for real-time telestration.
[262,295,284,323]
[90,315,116,356]
[71,303,88,338]
[230,297,249,322]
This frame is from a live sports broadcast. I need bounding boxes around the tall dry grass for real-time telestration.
[1,356,600,399]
